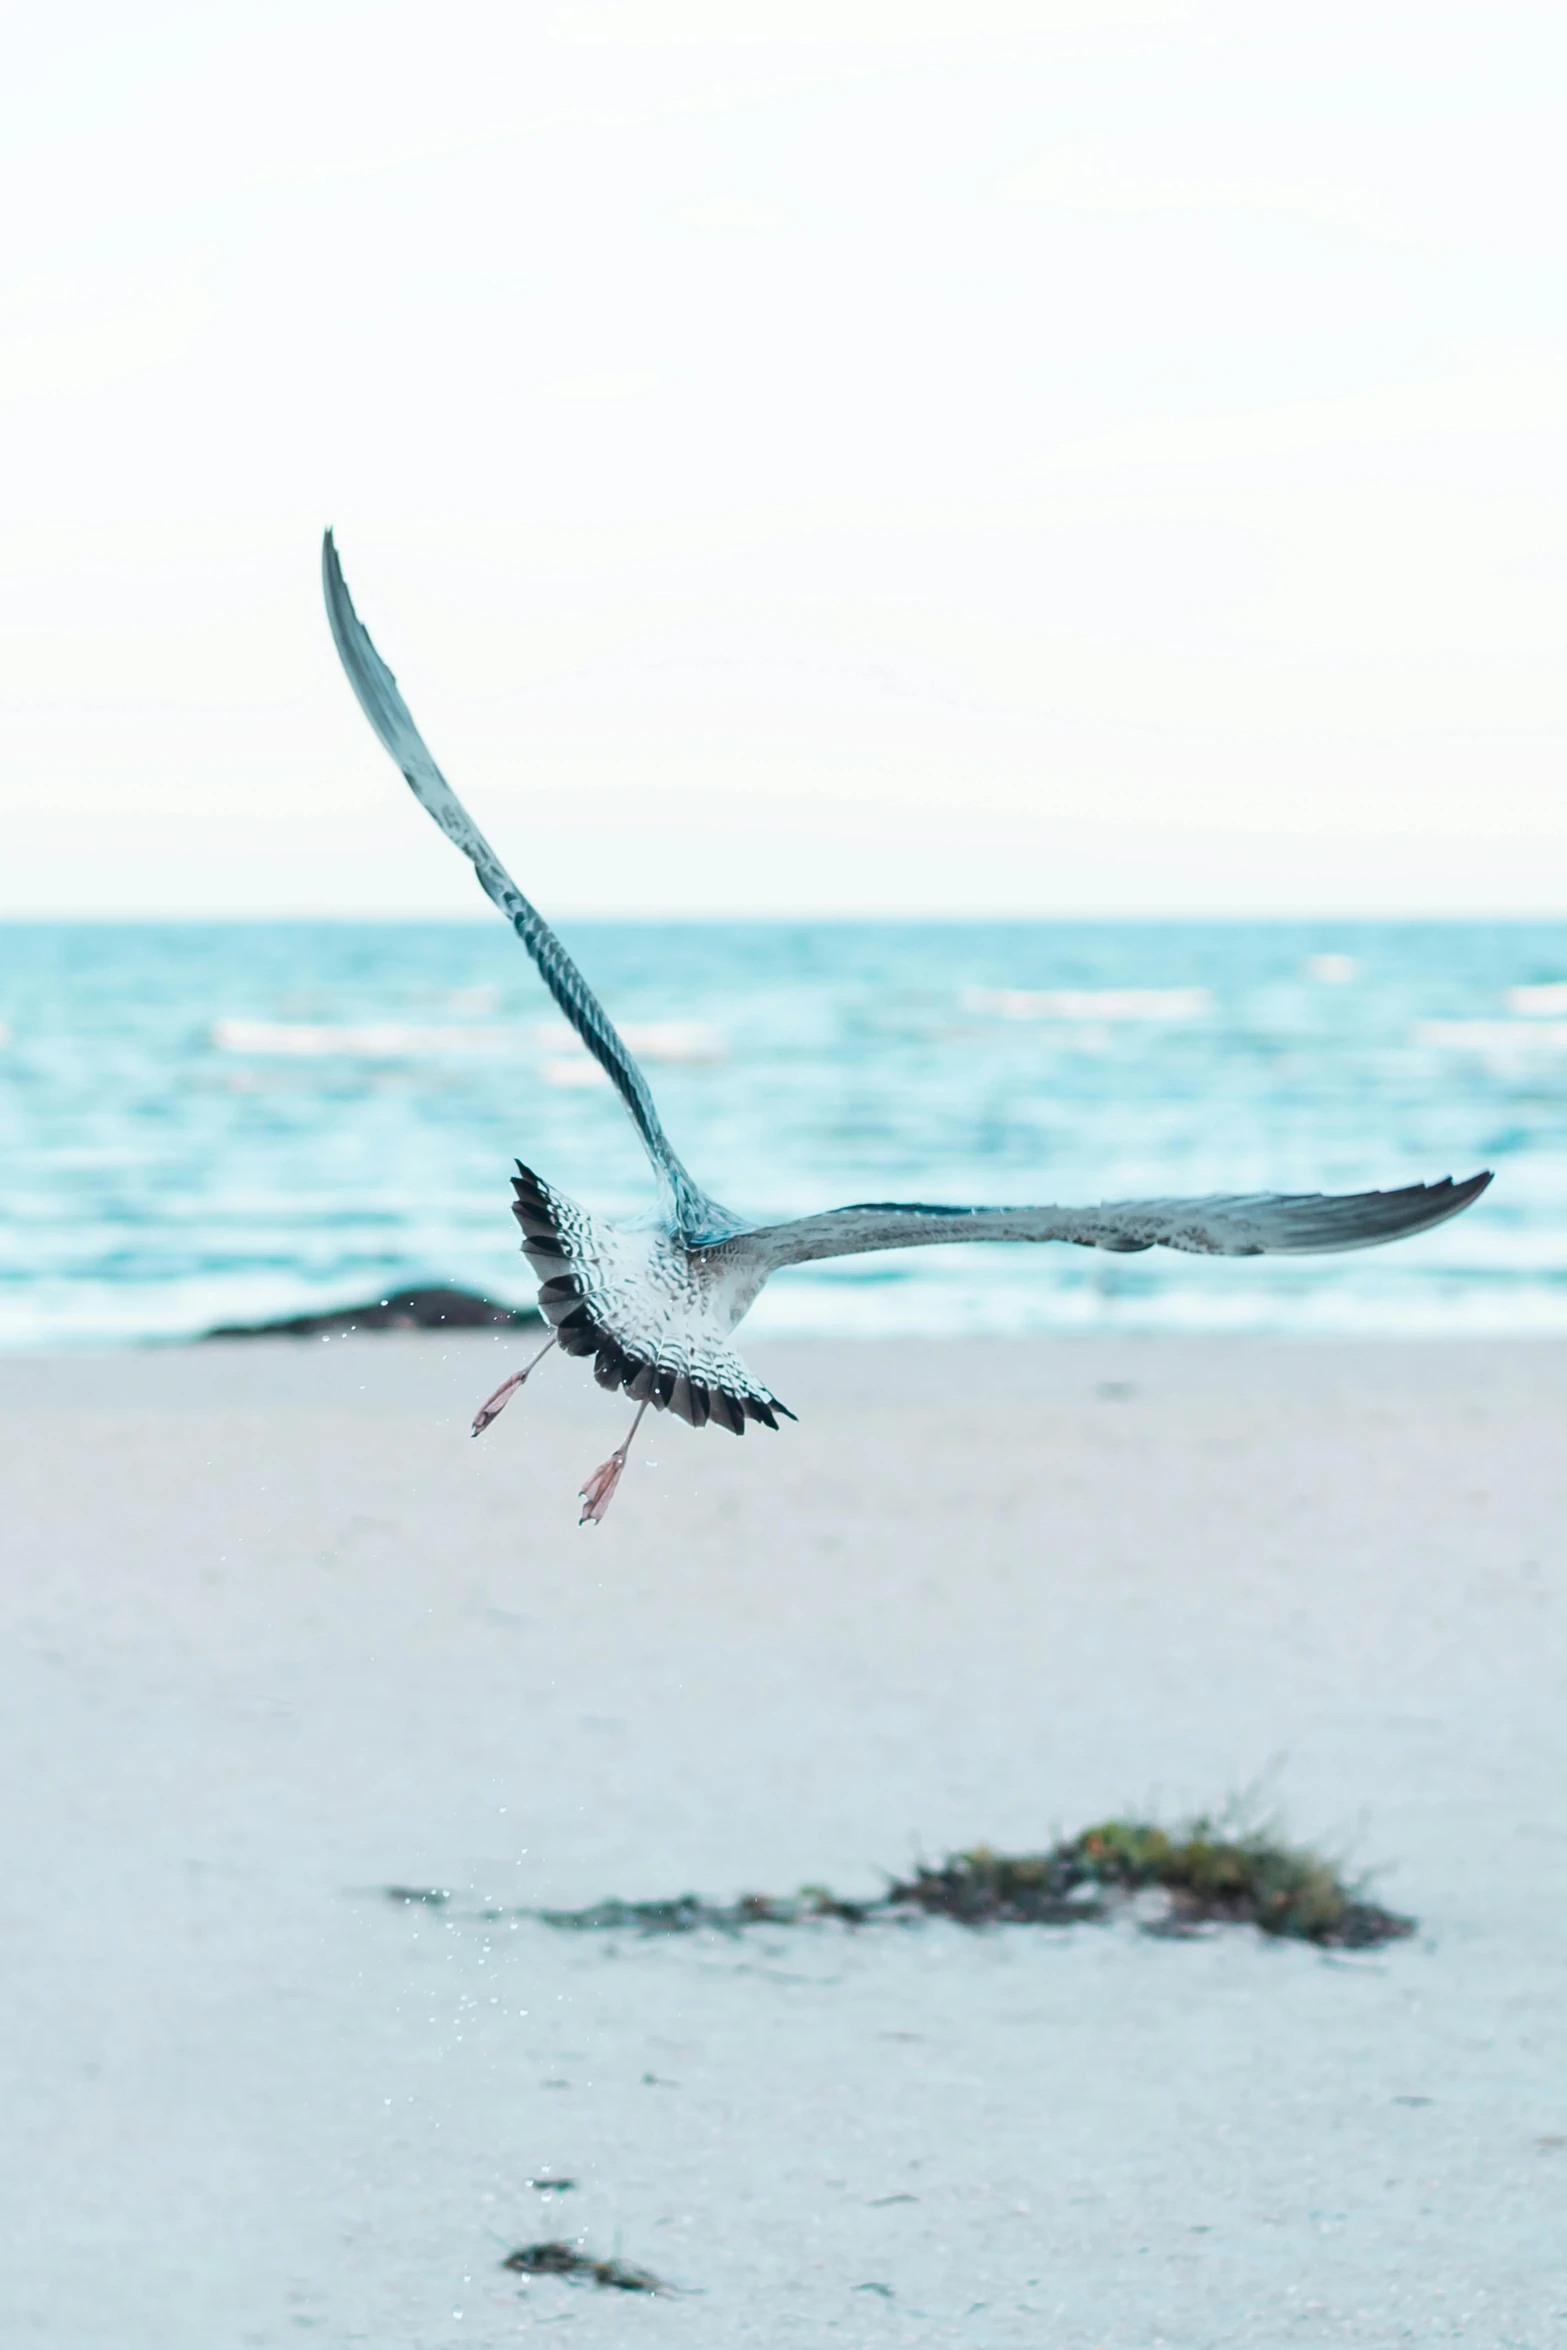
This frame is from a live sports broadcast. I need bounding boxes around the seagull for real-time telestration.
[321,532,1492,1525]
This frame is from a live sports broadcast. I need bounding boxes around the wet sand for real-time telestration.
[3,1333,1565,2346]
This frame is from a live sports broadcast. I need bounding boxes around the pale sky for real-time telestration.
[3,1,1565,917]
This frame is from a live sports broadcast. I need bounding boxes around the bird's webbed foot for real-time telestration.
[471,1334,557,1436]
[579,1400,649,1525]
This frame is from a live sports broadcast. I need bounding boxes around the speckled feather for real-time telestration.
[512,1163,791,1434]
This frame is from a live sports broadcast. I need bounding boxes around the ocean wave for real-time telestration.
[962,985,1212,1022]
[210,1016,727,1065]
[529,1019,726,1064]
[211,1019,525,1058]
[1507,983,1567,1017]
[1411,1019,1567,1054]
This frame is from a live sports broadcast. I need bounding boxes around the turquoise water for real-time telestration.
[0,920,1562,1347]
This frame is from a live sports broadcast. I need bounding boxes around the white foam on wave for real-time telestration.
[212,1019,524,1058]
[1412,1019,1567,1054]
[212,1017,727,1065]
[1506,983,1567,1018]
[538,1055,611,1090]
[529,1019,726,1064]
[962,986,1211,1023]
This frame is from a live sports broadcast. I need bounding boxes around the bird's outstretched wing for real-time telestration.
[748,1172,1492,1270]
[321,531,725,1238]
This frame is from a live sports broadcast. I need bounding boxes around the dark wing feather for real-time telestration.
[750,1172,1492,1270]
[321,531,723,1237]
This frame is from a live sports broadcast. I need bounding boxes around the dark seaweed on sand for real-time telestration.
[520,1815,1414,1949]
[501,2240,666,2294]
[534,1887,876,1934]
[886,1820,1415,1947]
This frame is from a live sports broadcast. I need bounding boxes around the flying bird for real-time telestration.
[321,532,1492,1524]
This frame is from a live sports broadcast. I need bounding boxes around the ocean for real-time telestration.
[0,918,1562,1348]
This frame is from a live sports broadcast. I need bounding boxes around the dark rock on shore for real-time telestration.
[204,1285,540,1339]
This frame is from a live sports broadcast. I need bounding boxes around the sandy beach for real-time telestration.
[4,1332,1566,2347]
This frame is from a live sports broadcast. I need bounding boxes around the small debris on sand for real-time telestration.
[501,2240,667,2294]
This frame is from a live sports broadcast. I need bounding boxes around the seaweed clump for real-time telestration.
[536,1887,875,1935]
[501,2240,666,2294]
[888,1820,1414,1947]
[401,1813,1415,1951]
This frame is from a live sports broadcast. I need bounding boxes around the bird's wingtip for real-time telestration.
[1425,1169,1493,1231]
[321,530,360,643]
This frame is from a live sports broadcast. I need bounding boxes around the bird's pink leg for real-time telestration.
[579,1400,650,1526]
[471,1333,558,1437]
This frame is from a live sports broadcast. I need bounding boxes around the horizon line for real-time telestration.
[3,906,1567,926]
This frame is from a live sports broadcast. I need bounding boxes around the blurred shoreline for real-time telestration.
[0,915,1556,1349]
